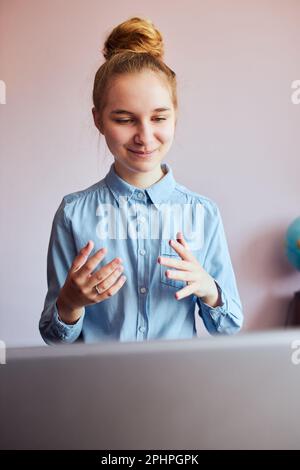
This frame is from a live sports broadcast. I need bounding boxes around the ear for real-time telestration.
[92,107,104,135]
[174,111,178,129]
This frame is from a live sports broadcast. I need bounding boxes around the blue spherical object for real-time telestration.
[285,217,300,271]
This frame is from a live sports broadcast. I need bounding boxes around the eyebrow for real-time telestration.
[110,107,171,115]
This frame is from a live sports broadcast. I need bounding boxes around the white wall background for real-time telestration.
[0,0,299,346]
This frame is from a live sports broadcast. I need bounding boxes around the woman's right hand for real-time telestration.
[56,240,126,324]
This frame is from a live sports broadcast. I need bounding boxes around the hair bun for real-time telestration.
[102,17,164,61]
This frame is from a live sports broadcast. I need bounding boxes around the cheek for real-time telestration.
[106,127,129,146]
[158,125,175,143]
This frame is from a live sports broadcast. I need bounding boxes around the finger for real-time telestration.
[169,238,195,262]
[176,232,190,249]
[75,247,109,282]
[87,257,123,288]
[92,264,124,294]
[165,269,197,283]
[71,240,94,273]
[157,256,192,271]
[174,282,198,300]
[95,274,127,301]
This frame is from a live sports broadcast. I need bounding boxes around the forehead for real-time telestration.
[105,71,173,112]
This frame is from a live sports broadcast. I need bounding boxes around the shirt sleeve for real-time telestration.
[39,198,85,344]
[196,201,243,335]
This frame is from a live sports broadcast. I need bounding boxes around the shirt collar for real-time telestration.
[104,162,176,209]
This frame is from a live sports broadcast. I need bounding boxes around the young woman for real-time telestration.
[39,17,243,344]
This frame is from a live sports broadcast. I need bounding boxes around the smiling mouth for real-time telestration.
[127,148,157,156]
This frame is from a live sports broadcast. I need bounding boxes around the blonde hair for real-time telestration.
[92,17,177,121]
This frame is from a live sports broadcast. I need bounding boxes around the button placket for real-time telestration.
[136,197,149,339]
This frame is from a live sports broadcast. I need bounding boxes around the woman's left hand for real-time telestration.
[157,232,221,307]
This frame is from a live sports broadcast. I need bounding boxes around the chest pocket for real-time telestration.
[159,239,203,289]
[159,240,185,289]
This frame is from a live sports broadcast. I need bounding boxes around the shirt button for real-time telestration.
[139,326,146,333]
[140,287,147,294]
[138,216,146,224]
[137,192,144,199]
[139,249,146,256]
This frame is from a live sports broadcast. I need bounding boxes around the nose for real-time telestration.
[133,121,155,147]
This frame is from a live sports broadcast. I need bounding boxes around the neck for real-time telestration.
[113,162,166,189]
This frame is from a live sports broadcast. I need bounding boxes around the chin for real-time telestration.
[128,160,160,171]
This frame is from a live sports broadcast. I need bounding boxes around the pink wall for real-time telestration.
[1,0,299,345]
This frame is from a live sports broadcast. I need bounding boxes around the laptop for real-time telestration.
[1,329,300,450]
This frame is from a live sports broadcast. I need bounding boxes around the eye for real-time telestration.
[113,117,168,124]
[114,119,133,124]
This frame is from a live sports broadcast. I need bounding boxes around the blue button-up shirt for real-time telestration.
[39,162,243,344]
